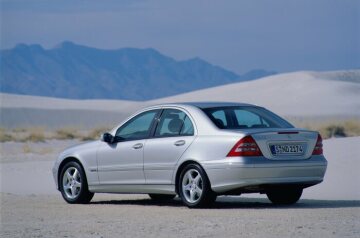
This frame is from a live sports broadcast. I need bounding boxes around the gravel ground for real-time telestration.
[1,193,359,238]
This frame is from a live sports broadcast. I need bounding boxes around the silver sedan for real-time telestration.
[52,102,327,208]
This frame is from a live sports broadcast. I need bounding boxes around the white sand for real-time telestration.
[151,70,360,117]
[1,70,359,129]
[0,93,139,111]
[302,137,360,200]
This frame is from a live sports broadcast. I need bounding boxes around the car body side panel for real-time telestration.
[171,135,241,184]
[96,140,146,185]
[52,141,100,190]
[88,184,176,195]
[144,136,195,184]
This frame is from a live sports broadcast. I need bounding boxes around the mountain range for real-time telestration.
[0,41,276,100]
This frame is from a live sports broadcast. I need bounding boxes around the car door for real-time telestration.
[97,109,160,185]
[144,108,196,184]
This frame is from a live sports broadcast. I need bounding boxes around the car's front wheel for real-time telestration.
[59,161,94,204]
[178,164,216,208]
[266,187,303,205]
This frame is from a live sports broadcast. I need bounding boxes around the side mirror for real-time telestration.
[101,132,114,144]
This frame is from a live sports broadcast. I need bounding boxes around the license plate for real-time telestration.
[270,144,304,155]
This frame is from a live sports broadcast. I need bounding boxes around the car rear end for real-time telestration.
[197,105,327,195]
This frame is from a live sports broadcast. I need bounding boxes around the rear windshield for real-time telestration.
[202,106,293,129]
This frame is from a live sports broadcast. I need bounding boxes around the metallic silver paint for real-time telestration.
[53,102,327,196]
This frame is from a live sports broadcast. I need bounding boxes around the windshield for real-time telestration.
[202,106,293,129]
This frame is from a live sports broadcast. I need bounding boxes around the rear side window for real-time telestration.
[155,109,194,137]
[202,106,293,129]
[234,110,270,128]
[181,116,194,136]
[211,110,227,128]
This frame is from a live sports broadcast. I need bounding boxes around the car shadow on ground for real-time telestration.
[90,196,360,209]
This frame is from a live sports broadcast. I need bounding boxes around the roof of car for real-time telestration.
[155,102,257,109]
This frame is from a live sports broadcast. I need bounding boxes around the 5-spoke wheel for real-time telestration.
[178,164,216,208]
[59,161,94,204]
[62,167,82,199]
[182,169,203,204]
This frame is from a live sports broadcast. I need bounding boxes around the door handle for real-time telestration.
[174,140,186,146]
[132,143,143,149]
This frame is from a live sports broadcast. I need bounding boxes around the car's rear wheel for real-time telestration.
[148,194,176,201]
[266,187,303,205]
[59,161,94,204]
[178,164,216,208]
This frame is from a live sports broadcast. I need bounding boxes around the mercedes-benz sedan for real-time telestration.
[52,102,327,208]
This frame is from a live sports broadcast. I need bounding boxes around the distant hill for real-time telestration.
[0,42,275,100]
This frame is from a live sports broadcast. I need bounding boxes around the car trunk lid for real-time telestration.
[248,129,318,160]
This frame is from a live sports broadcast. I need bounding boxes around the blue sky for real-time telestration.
[1,0,359,74]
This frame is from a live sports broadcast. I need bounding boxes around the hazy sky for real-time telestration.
[1,0,359,74]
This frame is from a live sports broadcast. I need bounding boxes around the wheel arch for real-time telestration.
[57,156,88,189]
[174,160,211,194]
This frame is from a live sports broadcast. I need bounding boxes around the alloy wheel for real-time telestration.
[181,169,203,204]
[62,167,82,199]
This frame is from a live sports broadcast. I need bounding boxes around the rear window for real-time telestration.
[202,106,293,129]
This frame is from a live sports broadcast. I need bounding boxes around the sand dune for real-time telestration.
[0,93,142,129]
[1,70,359,128]
[152,70,360,116]
[0,93,138,111]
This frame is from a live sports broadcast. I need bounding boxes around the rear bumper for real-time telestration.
[202,155,327,194]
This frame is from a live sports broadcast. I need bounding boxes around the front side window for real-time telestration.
[155,109,194,137]
[202,106,293,129]
[116,110,158,140]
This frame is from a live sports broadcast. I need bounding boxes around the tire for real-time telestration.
[178,163,216,208]
[59,161,94,204]
[148,194,176,201]
[266,187,303,205]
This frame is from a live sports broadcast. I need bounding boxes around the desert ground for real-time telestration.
[1,193,359,238]
[1,70,359,237]
[1,137,359,238]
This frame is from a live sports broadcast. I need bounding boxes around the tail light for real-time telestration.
[312,134,323,155]
[227,135,263,157]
